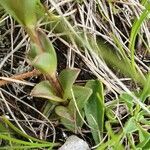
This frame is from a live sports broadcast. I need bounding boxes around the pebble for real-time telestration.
[59,135,90,150]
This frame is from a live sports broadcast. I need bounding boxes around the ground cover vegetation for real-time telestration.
[0,0,150,149]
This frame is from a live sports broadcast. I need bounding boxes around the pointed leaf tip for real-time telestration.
[31,81,64,102]
[59,68,80,99]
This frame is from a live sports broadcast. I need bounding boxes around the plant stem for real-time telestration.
[26,28,44,53]
[45,74,63,98]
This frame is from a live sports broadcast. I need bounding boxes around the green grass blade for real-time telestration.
[0,134,53,147]
[129,2,150,71]
[1,116,55,145]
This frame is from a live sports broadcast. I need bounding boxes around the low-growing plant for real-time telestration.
[0,0,150,149]
[29,30,105,140]
[0,0,105,145]
[97,92,150,150]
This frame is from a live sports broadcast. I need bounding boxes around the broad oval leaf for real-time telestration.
[70,85,92,110]
[59,68,80,99]
[28,31,57,75]
[55,106,73,121]
[67,85,92,132]
[32,52,57,75]
[85,80,104,144]
[55,106,76,132]
[31,81,64,102]
[0,0,39,27]
[55,86,92,132]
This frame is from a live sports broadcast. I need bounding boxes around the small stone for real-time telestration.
[59,135,90,150]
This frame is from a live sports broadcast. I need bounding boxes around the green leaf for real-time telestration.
[0,145,53,150]
[124,117,138,134]
[0,0,39,27]
[129,2,150,71]
[31,81,64,102]
[136,124,150,149]
[97,122,124,150]
[67,85,92,132]
[59,68,80,99]
[0,134,54,147]
[105,108,117,122]
[55,106,76,132]
[1,116,55,145]
[0,121,8,133]
[140,74,150,102]
[120,93,134,114]
[37,31,56,55]
[55,85,92,132]
[84,80,104,144]
[42,101,54,117]
[136,110,150,125]
[28,31,57,75]
[71,85,92,111]
[55,106,73,121]
[32,52,57,75]
[28,43,41,61]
